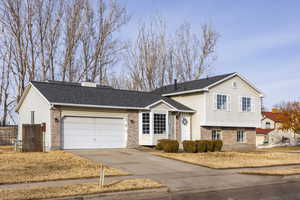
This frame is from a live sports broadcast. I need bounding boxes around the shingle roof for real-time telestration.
[31,81,193,112]
[262,112,282,122]
[153,73,236,95]
[256,128,274,135]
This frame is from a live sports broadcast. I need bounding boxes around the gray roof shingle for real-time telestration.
[153,73,236,95]
[31,81,193,112]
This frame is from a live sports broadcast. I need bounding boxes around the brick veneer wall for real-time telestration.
[127,111,139,148]
[50,107,61,150]
[201,126,256,151]
[176,114,181,142]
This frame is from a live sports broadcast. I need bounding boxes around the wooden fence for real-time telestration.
[0,126,17,145]
[22,124,43,152]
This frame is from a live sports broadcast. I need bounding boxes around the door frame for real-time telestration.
[61,115,127,149]
[181,114,191,141]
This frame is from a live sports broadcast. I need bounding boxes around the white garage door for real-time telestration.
[62,117,126,149]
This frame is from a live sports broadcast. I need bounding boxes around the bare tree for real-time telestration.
[61,0,84,82]
[125,17,219,91]
[173,23,218,82]
[82,0,129,84]
[0,0,130,124]
[0,41,14,126]
[1,0,29,101]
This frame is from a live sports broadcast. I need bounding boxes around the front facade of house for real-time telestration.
[16,73,263,151]
[256,111,298,146]
[156,74,262,151]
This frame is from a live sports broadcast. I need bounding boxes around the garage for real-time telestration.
[62,117,126,149]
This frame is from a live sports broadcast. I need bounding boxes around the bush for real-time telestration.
[213,140,223,151]
[195,140,207,152]
[163,140,179,153]
[182,141,197,153]
[156,139,171,150]
[206,140,214,152]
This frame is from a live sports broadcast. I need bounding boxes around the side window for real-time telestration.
[217,94,227,110]
[212,130,221,140]
[241,97,251,112]
[142,113,150,134]
[30,111,35,124]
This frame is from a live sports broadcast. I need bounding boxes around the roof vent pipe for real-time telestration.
[174,79,177,90]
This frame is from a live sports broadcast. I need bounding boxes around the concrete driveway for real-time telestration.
[70,149,298,192]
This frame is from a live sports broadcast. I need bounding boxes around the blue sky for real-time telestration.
[118,0,300,109]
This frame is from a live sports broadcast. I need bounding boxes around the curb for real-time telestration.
[45,187,168,200]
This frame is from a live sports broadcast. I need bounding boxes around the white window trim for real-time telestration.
[141,112,150,135]
[212,129,222,140]
[214,93,231,112]
[152,110,168,135]
[139,110,169,139]
[240,96,252,112]
[237,129,247,143]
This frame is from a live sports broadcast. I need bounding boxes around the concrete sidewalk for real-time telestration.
[0,176,132,190]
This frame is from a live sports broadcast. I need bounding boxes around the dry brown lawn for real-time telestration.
[0,150,129,184]
[0,146,14,153]
[259,146,300,152]
[154,152,300,169]
[241,168,300,176]
[0,179,164,200]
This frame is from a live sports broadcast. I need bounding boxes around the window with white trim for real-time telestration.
[242,97,251,112]
[154,113,166,134]
[212,130,221,140]
[217,94,227,110]
[237,130,245,142]
[265,122,271,129]
[142,113,150,134]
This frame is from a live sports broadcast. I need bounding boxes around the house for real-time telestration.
[256,110,298,146]
[16,72,263,151]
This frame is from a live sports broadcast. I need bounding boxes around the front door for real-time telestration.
[181,114,191,141]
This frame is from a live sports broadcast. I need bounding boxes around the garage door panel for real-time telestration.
[62,117,125,149]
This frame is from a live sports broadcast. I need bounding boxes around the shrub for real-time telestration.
[206,140,214,152]
[182,141,197,153]
[156,139,171,150]
[213,140,223,151]
[195,140,207,152]
[163,140,179,153]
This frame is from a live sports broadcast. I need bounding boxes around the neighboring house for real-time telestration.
[16,72,263,151]
[256,110,298,146]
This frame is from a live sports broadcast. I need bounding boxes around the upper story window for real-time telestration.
[142,113,150,134]
[265,122,271,129]
[237,130,245,142]
[217,94,227,110]
[154,113,166,134]
[242,97,251,112]
[212,130,221,140]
